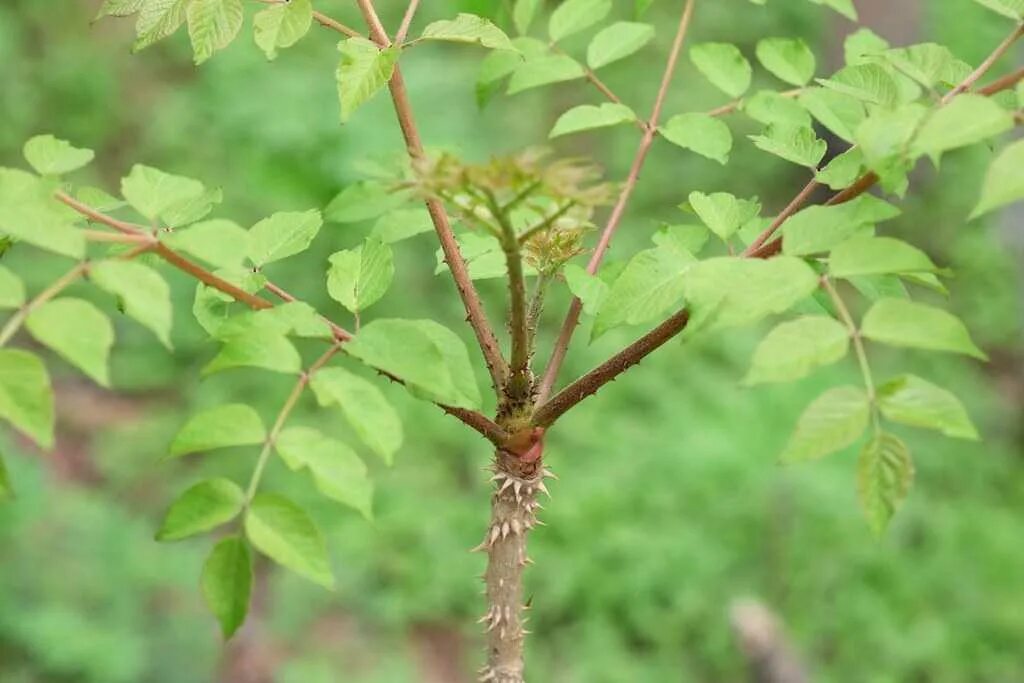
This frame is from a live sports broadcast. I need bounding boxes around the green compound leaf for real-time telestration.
[253,0,312,60]
[336,37,401,124]
[275,426,374,518]
[741,90,812,128]
[310,367,403,466]
[344,319,481,410]
[326,238,394,314]
[816,147,864,190]
[245,492,336,589]
[857,431,914,536]
[780,385,871,463]
[204,312,303,376]
[156,478,245,541]
[877,374,979,440]
[247,209,322,268]
[683,256,819,332]
[0,169,85,259]
[744,315,850,385]
[563,263,610,317]
[420,13,515,51]
[513,0,542,34]
[587,21,655,70]
[0,265,26,310]
[548,0,612,43]
[550,103,637,139]
[687,191,760,241]
[324,181,412,224]
[163,219,251,269]
[756,37,816,86]
[169,403,266,457]
[861,298,987,360]
[369,208,433,243]
[592,244,695,340]
[201,536,252,639]
[23,135,95,176]
[782,194,900,256]
[508,53,586,94]
[0,350,55,450]
[133,0,189,52]
[90,260,174,348]
[749,123,827,168]
[819,63,900,108]
[972,139,1024,218]
[26,298,114,387]
[912,95,1014,163]
[121,164,206,223]
[798,87,866,142]
[186,0,243,65]
[883,43,963,89]
[690,42,752,98]
[829,235,938,279]
[660,113,733,165]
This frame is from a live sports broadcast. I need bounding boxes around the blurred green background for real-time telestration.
[1,1,1023,681]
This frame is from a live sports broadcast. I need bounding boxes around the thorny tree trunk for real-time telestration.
[475,443,552,682]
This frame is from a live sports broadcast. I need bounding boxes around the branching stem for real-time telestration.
[0,262,91,347]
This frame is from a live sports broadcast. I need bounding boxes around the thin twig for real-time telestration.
[537,0,697,405]
[264,281,354,342]
[944,23,1024,102]
[0,262,91,347]
[253,0,362,37]
[355,0,509,393]
[394,0,421,45]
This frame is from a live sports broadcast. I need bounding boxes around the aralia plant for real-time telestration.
[1,0,1023,680]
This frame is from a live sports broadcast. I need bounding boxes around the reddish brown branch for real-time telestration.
[355,0,509,393]
[537,0,697,404]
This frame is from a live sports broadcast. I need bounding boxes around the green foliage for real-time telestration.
[26,298,114,387]
[690,42,752,98]
[200,536,252,638]
[336,38,400,124]
[587,22,655,70]
[169,404,266,457]
[155,478,245,541]
[276,426,374,518]
[780,386,871,463]
[1,0,1022,665]
[744,316,850,385]
[310,367,403,465]
[326,238,394,315]
[245,492,335,589]
[861,299,987,360]
[550,103,637,138]
[253,0,312,60]
[344,319,481,409]
[660,113,733,164]
[0,350,54,449]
